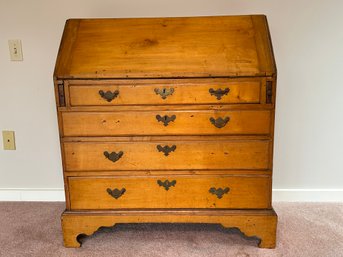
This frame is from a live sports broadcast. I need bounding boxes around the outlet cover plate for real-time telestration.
[2,131,16,150]
[8,40,23,61]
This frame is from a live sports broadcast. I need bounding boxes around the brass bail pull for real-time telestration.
[209,187,230,199]
[107,188,126,199]
[99,90,119,102]
[157,145,176,156]
[104,151,124,162]
[209,88,230,100]
[209,117,230,128]
[157,180,176,191]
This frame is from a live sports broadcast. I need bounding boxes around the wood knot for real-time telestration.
[141,39,158,47]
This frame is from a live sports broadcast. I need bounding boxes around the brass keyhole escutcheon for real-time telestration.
[156,114,176,126]
[154,87,174,99]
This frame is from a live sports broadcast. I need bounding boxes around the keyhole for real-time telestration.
[162,88,166,94]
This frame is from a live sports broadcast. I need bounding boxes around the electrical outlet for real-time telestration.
[2,131,16,150]
[8,40,23,61]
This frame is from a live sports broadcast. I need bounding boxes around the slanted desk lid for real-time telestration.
[54,15,276,79]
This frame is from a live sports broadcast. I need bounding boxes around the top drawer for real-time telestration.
[66,78,264,106]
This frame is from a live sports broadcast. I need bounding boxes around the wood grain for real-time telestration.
[68,80,261,106]
[61,209,277,248]
[63,139,271,171]
[61,110,271,136]
[54,20,80,79]
[54,15,278,249]
[54,16,275,79]
[64,170,272,177]
[68,174,271,209]
[59,103,274,112]
[251,16,277,76]
[62,134,271,142]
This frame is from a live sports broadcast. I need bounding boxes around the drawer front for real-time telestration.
[64,140,270,171]
[68,175,271,209]
[68,81,261,106]
[62,110,271,136]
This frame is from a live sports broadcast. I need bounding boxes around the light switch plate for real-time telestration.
[8,40,23,61]
[2,131,16,150]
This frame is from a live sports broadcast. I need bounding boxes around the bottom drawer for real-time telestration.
[68,175,271,209]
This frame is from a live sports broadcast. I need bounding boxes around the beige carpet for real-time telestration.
[0,202,342,257]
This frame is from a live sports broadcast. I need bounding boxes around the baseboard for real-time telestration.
[0,188,65,201]
[0,188,342,202]
[272,189,343,202]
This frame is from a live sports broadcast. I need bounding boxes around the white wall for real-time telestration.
[1,0,343,201]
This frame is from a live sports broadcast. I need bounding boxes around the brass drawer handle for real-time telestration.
[209,187,230,199]
[156,114,176,126]
[210,117,230,128]
[99,90,119,102]
[107,188,126,199]
[154,87,174,99]
[157,145,176,156]
[104,151,123,162]
[157,179,176,191]
[209,88,230,100]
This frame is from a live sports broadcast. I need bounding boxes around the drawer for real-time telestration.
[61,110,271,136]
[68,175,271,209]
[64,139,270,171]
[68,79,262,106]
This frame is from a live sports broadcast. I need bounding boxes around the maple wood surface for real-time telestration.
[68,174,271,209]
[61,209,277,248]
[54,15,277,248]
[68,80,261,106]
[61,110,271,136]
[63,139,271,171]
[54,16,275,79]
